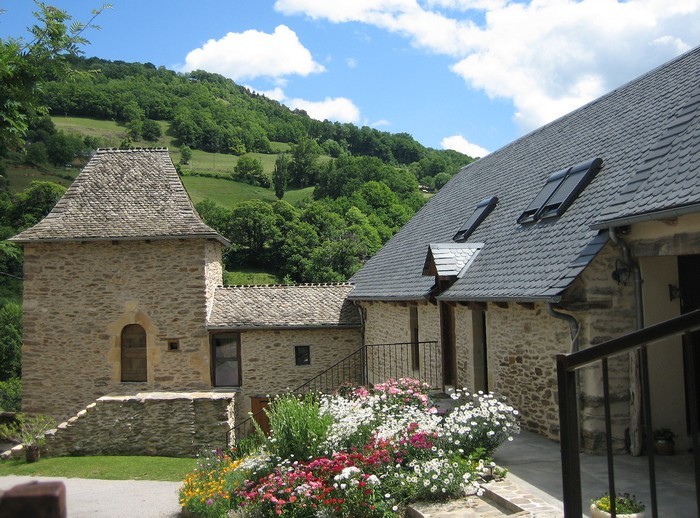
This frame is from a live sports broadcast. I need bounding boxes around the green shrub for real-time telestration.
[0,377,21,412]
[266,393,333,461]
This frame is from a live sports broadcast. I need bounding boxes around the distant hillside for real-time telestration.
[41,56,472,189]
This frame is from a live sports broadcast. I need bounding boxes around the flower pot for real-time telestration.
[654,440,675,455]
[590,503,645,518]
[25,445,41,463]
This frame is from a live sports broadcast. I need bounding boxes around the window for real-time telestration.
[517,158,603,224]
[121,324,147,382]
[212,333,241,386]
[295,345,311,366]
[452,196,498,242]
[167,339,180,351]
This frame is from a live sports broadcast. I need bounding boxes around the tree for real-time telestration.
[0,302,22,381]
[225,200,279,266]
[289,137,321,187]
[179,145,192,165]
[11,181,66,230]
[0,2,111,151]
[233,156,267,187]
[141,118,162,141]
[272,153,290,200]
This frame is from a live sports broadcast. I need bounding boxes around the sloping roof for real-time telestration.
[207,284,361,329]
[423,243,482,278]
[10,148,227,244]
[592,87,700,228]
[349,47,700,302]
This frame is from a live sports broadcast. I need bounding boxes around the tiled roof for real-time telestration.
[207,284,361,329]
[592,87,700,228]
[423,243,482,278]
[10,148,227,244]
[349,47,700,302]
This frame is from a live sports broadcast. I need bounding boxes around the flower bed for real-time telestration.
[180,379,520,517]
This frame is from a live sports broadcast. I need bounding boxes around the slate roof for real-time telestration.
[423,243,483,279]
[349,47,700,302]
[592,86,700,228]
[207,284,361,330]
[10,148,227,244]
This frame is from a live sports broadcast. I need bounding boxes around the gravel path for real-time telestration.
[0,475,182,517]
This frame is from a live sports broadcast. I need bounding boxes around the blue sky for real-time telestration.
[2,1,700,157]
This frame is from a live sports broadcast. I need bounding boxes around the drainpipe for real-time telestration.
[352,300,368,386]
[547,303,581,353]
[609,228,645,456]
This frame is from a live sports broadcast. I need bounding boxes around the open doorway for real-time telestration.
[679,254,700,433]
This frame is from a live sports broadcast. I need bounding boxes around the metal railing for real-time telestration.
[230,340,440,445]
[557,308,700,517]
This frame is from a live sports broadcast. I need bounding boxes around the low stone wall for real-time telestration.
[45,391,236,457]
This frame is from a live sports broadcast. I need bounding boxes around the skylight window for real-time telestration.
[453,196,498,242]
[517,158,603,224]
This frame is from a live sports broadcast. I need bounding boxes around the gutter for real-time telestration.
[590,202,700,230]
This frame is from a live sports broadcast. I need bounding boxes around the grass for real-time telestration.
[181,175,313,210]
[0,455,196,482]
[224,268,282,285]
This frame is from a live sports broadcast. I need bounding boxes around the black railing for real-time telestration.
[230,341,440,445]
[557,309,700,517]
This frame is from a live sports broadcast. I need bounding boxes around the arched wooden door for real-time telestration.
[121,324,147,382]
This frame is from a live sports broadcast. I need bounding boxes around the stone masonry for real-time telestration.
[21,238,221,423]
[44,392,235,457]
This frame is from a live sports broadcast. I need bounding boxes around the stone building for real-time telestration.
[9,148,361,456]
[348,47,700,453]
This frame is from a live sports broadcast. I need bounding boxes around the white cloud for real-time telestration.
[346,57,359,68]
[441,135,489,157]
[181,25,325,81]
[371,119,392,127]
[288,97,361,123]
[249,86,287,102]
[275,0,700,132]
[243,85,361,123]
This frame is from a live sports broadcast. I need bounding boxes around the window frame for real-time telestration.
[453,196,498,242]
[211,332,242,387]
[295,345,311,366]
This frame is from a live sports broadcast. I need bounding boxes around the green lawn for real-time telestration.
[181,175,313,210]
[0,455,195,482]
[224,269,282,285]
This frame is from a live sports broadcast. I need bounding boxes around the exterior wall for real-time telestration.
[572,242,637,451]
[22,239,219,422]
[236,327,362,422]
[358,301,441,387]
[44,392,235,457]
[487,303,571,441]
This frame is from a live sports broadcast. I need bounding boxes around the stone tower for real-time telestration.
[10,148,228,422]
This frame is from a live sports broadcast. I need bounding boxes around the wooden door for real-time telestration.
[121,324,147,382]
[251,396,270,436]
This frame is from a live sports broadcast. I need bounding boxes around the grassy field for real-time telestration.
[0,455,196,481]
[224,269,281,285]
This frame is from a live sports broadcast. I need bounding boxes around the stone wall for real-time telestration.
[236,327,362,421]
[22,239,220,423]
[45,391,235,457]
[358,301,442,387]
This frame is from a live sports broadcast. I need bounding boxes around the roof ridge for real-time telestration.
[217,283,355,288]
[95,147,169,153]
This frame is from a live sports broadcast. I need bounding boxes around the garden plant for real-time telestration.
[179,378,520,517]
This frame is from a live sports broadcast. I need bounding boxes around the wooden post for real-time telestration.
[0,481,66,518]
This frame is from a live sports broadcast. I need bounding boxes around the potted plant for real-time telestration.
[591,493,645,518]
[0,413,55,463]
[653,428,675,455]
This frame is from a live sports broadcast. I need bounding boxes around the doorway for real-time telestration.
[679,254,700,432]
